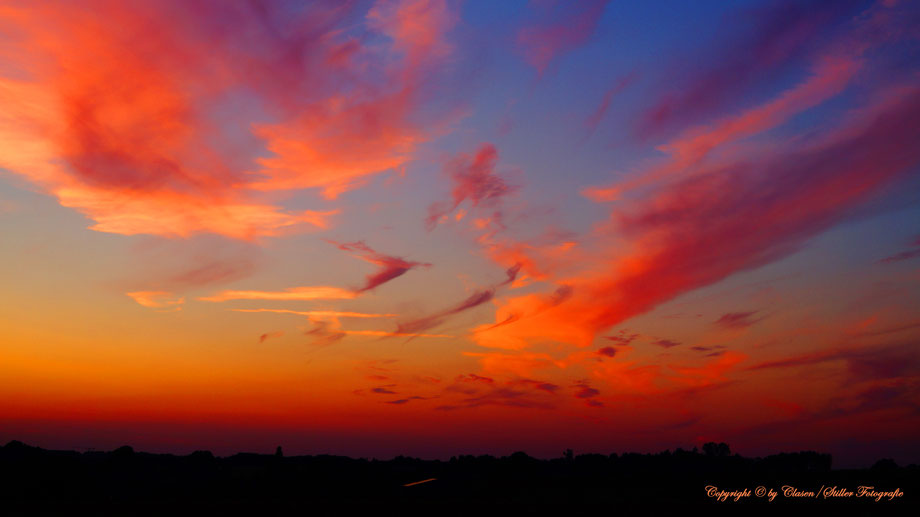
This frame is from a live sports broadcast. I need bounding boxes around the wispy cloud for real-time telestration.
[476,83,920,353]
[516,0,610,75]
[879,237,920,264]
[714,311,763,329]
[635,0,864,139]
[126,291,184,310]
[604,331,639,346]
[234,309,395,319]
[653,339,682,349]
[426,143,517,229]
[386,396,431,405]
[342,330,452,338]
[436,382,556,410]
[199,286,357,302]
[396,289,494,335]
[305,319,347,347]
[258,331,284,344]
[330,240,430,292]
[371,385,398,395]
[584,73,636,139]
[747,341,919,382]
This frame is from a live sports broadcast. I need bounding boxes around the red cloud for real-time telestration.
[476,84,920,352]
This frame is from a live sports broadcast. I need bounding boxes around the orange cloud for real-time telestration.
[591,359,664,396]
[342,330,452,338]
[233,309,396,319]
[199,286,357,302]
[125,291,185,309]
[668,351,747,389]
[464,351,564,378]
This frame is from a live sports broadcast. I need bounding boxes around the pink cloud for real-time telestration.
[331,240,431,292]
[477,85,920,354]
[396,289,494,335]
[427,143,518,229]
[516,0,610,74]
[585,55,862,203]
[635,0,864,139]
[584,73,636,139]
[879,236,920,263]
[0,0,456,239]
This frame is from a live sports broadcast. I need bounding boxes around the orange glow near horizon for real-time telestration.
[1,0,919,467]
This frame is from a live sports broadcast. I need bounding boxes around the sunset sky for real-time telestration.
[1,0,919,467]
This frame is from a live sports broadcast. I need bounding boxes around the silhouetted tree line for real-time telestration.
[0,439,916,514]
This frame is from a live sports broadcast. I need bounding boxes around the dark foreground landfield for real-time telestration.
[1,440,917,515]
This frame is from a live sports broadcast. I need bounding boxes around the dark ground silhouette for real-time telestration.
[1,440,917,515]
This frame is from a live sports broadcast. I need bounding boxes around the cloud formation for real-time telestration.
[331,240,431,292]
[879,237,920,264]
[426,143,517,229]
[258,331,284,344]
[126,291,184,310]
[199,286,357,302]
[0,0,456,239]
[234,309,395,319]
[396,289,495,335]
[653,339,682,349]
[714,311,763,329]
[477,69,920,354]
[635,0,864,139]
[516,0,611,74]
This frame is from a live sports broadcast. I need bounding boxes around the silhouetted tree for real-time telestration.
[702,442,730,457]
[872,458,898,471]
[5,438,915,510]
